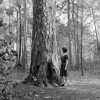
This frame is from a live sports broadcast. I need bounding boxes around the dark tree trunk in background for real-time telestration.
[23,0,60,87]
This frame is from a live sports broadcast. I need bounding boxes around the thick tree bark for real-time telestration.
[23,0,60,87]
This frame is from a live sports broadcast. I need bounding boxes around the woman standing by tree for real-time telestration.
[60,47,68,86]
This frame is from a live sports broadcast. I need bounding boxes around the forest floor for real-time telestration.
[0,70,100,100]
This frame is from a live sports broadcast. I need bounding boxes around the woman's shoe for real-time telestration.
[60,84,64,86]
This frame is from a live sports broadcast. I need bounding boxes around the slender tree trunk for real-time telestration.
[80,29,84,75]
[22,0,27,71]
[76,4,80,70]
[19,7,21,62]
[68,0,72,68]
[80,5,84,75]
[16,11,19,59]
[13,0,23,70]
[15,6,22,70]
[72,0,77,66]
[23,0,60,86]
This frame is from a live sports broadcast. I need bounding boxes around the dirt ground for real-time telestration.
[0,70,100,100]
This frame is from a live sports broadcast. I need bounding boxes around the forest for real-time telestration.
[0,0,100,100]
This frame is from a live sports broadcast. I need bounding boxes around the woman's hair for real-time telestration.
[62,47,68,53]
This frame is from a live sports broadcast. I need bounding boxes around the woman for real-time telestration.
[60,47,68,86]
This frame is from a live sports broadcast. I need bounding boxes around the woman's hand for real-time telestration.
[65,66,67,70]
[65,60,68,70]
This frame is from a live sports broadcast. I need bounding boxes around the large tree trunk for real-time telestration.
[23,0,60,87]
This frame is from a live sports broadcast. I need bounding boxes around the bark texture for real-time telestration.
[23,0,60,86]
[22,0,27,71]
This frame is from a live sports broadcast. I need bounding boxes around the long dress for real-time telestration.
[60,54,68,77]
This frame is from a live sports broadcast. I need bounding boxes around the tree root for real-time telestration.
[23,60,61,87]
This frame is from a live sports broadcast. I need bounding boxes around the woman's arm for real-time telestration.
[65,60,68,70]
